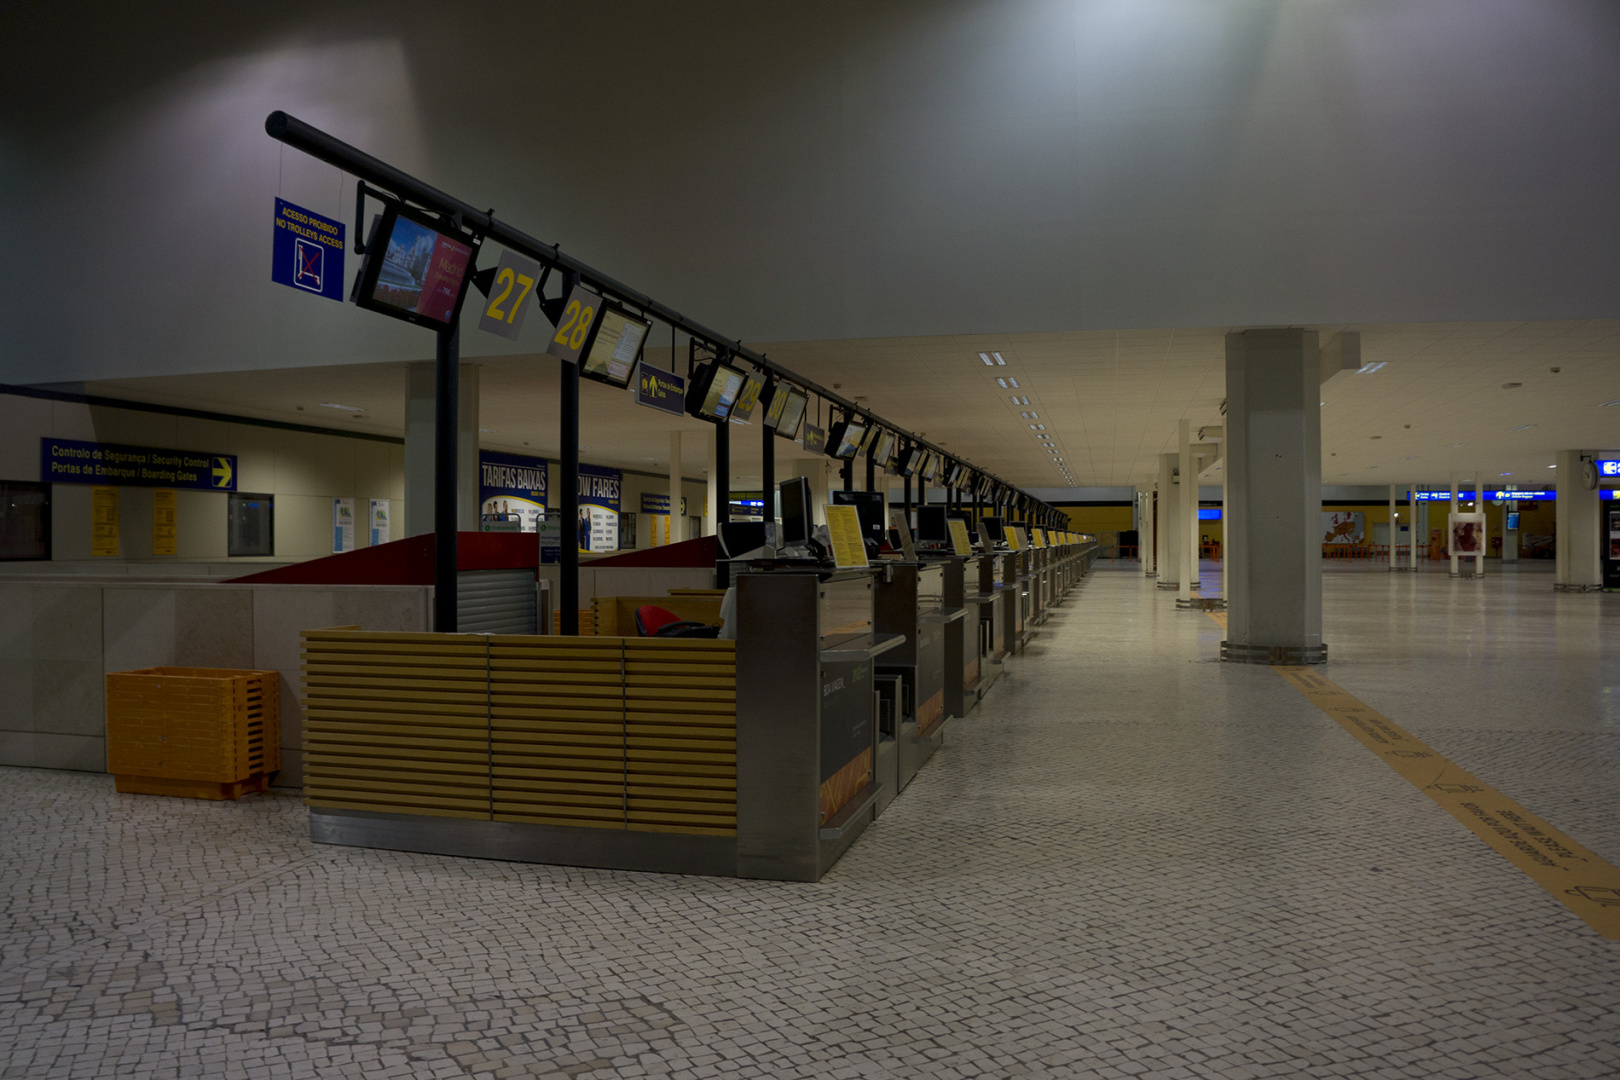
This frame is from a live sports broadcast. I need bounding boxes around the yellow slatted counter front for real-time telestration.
[301,630,736,837]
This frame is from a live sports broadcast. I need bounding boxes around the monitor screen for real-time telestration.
[779,477,812,546]
[872,430,895,468]
[828,419,867,459]
[719,520,775,558]
[895,445,920,477]
[832,490,887,546]
[354,204,477,329]
[916,506,949,543]
[686,362,747,421]
[773,389,808,440]
[579,306,650,388]
[979,516,1006,543]
[858,424,882,455]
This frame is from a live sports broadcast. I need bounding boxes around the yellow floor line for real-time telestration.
[1270,665,1620,939]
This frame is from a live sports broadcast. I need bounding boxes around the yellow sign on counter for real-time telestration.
[947,518,972,556]
[91,486,118,557]
[1032,528,1047,548]
[824,503,869,569]
[153,489,177,556]
[1004,526,1022,551]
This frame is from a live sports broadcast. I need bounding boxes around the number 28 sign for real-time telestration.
[545,281,603,364]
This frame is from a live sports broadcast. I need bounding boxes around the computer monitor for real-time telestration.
[826,418,867,459]
[778,477,812,547]
[578,305,650,389]
[352,202,478,330]
[831,490,887,548]
[979,516,1006,543]
[685,361,747,422]
[719,520,776,558]
[916,506,949,544]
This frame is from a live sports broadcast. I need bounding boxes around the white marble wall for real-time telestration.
[0,583,429,785]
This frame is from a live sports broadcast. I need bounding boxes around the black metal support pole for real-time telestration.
[918,475,927,513]
[903,474,912,528]
[560,360,580,635]
[760,418,775,529]
[864,451,875,492]
[716,420,730,525]
[841,457,853,492]
[433,325,459,633]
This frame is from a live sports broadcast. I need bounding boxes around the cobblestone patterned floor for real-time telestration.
[3,564,1617,1078]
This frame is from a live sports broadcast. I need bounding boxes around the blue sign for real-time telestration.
[1197,507,1222,520]
[636,367,686,416]
[578,465,623,552]
[272,198,345,301]
[1488,489,1553,501]
[1599,460,1620,477]
[478,450,547,532]
[42,438,236,490]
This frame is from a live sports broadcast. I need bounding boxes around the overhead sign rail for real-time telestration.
[262,110,1053,522]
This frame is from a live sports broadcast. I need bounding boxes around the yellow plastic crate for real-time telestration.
[105,667,281,800]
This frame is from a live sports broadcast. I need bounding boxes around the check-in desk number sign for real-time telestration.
[546,283,604,364]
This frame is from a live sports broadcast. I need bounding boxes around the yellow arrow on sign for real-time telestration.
[212,457,234,488]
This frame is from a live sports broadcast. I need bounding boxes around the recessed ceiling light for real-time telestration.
[1357,362,1387,374]
[995,377,1008,388]
[1450,442,1467,448]
[1030,424,1045,430]
[1548,464,1557,468]
[1600,399,1620,407]
[1499,472,1513,476]
[978,351,1007,366]
[1508,424,1535,431]
[321,402,364,412]
[1006,378,1020,388]
[1502,382,1523,390]
[479,428,495,434]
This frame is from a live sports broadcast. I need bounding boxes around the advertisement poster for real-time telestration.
[1449,513,1485,555]
[369,499,391,546]
[332,498,355,553]
[578,465,623,552]
[479,450,548,532]
[1322,511,1365,545]
[91,487,118,557]
[539,518,562,564]
[373,215,474,323]
[152,489,176,556]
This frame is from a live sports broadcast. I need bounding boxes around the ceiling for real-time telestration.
[79,318,1620,491]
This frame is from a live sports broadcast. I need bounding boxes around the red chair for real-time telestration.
[635,605,719,638]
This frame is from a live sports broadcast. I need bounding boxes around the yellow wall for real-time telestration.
[1058,505,1134,535]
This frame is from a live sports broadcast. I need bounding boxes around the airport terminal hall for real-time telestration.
[5,3,1620,1078]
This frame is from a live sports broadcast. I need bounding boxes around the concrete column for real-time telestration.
[1156,453,1178,589]
[1179,419,1198,600]
[668,431,684,545]
[1140,485,1156,575]
[1388,484,1398,570]
[1409,486,1420,569]
[1448,472,1460,577]
[1554,450,1601,590]
[1220,455,1229,600]
[1221,328,1326,664]
[404,360,479,538]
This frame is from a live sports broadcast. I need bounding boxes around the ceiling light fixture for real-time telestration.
[978,351,1007,366]
[1600,399,1620,407]
[1508,424,1535,431]
[1357,361,1387,374]
[321,402,364,412]
[1006,377,1020,388]
[1030,424,1045,430]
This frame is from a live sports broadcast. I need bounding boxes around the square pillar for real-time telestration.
[1156,453,1179,589]
[1221,329,1327,665]
[1554,450,1602,590]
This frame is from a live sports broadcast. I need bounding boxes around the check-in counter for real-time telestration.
[1011,551,1030,650]
[874,560,951,792]
[972,553,1004,697]
[934,555,978,720]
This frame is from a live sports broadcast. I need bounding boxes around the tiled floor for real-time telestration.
[3,563,1618,1079]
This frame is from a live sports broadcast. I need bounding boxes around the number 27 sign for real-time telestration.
[476,250,542,342]
[545,281,603,364]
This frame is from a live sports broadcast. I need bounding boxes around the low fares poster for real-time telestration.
[578,465,622,552]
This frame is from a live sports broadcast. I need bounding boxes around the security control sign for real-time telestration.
[636,367,686,416]
[42,438,237,491]
[272,198,345,301]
